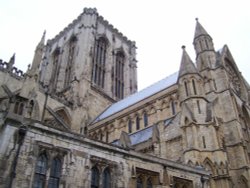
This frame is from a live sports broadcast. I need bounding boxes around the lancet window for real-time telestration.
[114,51,125,99]
[92,37,107,88]
[64,37,77,88]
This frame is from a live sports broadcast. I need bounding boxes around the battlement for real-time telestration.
[0,59,24,79]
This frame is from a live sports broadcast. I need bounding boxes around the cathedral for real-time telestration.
[0,8,249,188]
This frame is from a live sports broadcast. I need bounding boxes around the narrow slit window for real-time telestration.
[192,79,197,95]
[128,119,132,133]
[184,81,189,96]
[143,112,148,127]
[171,100,176,115]
[136,116,140,130]
[197,100,201,114]
[202,136,206,148]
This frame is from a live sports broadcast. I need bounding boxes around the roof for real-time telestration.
[93,72,178,123]
[130,126,153,145]
[112,117,173,146]
[112,126,153,146]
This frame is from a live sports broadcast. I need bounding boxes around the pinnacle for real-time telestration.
[178,46,197,78]
[194,18,209,39]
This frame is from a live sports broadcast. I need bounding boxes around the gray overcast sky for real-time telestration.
[1,0,250,90]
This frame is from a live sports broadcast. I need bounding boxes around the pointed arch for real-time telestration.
[239,175,248,188]
[187,160,194,166]
[147,177,153,188]
[161,100,167,109]
[149,105,157,114]
[203,158,215,175]
[55,107,71,127]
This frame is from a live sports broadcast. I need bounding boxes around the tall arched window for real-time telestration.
[143,112,148,127]
[128,119,132,133]
[102,168,111,188]
[48,157,62,188]
[51,48,60,92]
[136,116,140,131]
[65,37,77,88]
[147,177,153,188]
[137,176,143,188]
[91,166,100,188]
[33,154,48,188]
[92,37,107,88]
[114,51,125,99]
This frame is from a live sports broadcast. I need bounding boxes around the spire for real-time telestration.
[178,46,197,78]
[193,18,214,56]
[7,53,15,72]
[28,31,46,77]
[194,18,210,39]
[36,30,46,50]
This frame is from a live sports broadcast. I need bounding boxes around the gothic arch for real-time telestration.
[54,107,71,127]
[161,100,168,109]
[203,158,215,176]
[114,47,126,59]
[187,160,194,167]
[69,34,78,43]
[239,175,248,188]
[149,105,157,114]
[95,34,110,47]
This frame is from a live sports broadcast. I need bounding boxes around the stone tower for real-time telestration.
[37,8,138,132]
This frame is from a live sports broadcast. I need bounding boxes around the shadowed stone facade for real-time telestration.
[0,7,249,188]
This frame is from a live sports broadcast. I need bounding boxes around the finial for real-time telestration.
[181,45,186,50]
[43,30,46,37]
[195,18,199,22]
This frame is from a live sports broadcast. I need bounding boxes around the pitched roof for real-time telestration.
[93,72,178,123]
[112,126,153,146]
